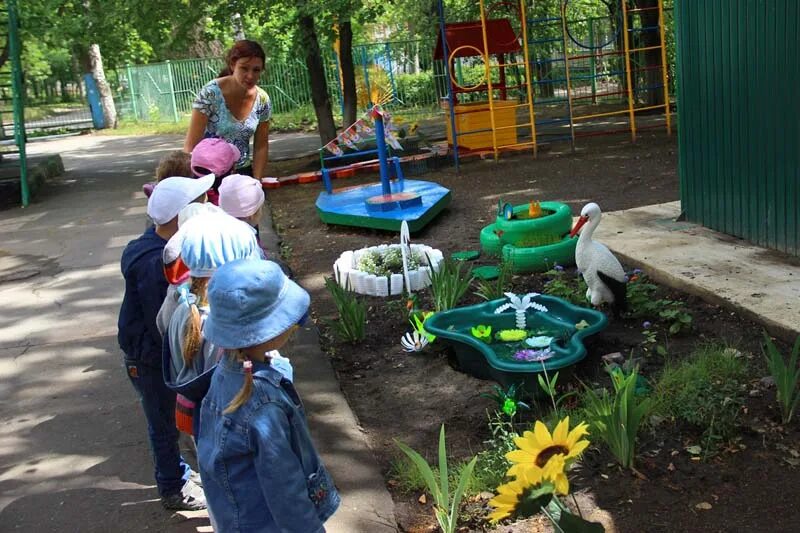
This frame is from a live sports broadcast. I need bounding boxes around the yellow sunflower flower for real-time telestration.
[506,417,589,480]
[488,468,544,523]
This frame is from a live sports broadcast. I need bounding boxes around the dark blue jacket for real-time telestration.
[118,227,168,365]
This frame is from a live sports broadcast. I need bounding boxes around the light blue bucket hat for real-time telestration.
[180,212,262,278]
[204,259,310,349]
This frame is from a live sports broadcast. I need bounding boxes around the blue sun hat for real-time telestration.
[180,212,262,278]
[204,259,310,349]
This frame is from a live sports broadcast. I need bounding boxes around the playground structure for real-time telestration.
[1,0,29,206]
[436,0,672,165]
[315,105,451,232]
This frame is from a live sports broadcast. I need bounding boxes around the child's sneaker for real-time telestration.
[161,477,207,511]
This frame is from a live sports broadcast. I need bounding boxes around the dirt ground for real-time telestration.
[268,132,800,533]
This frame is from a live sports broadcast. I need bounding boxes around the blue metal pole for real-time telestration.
[373,111,392,196]
[437,0,459,171]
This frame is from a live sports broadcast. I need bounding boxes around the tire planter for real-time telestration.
[479,201,577,273]
[425,295,608,397]
[493,201,573,246]
[502,235,578,274]
[333,243,444,297]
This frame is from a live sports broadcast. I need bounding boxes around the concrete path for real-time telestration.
[598,201,800,341]
[0,134,396,532]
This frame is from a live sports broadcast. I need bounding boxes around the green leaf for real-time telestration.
[448,456,477,529]
[438,425,449,510]
[395,439,442,506]
[669,322,681,335]
[558,510,606,533]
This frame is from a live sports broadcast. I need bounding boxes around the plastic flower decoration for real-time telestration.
[506,417,589,490]
[513,348,553,362]
[574,319,590,330]
[525,336,553,349]
[409,311,435,342]
[488,456,570,522]
[400,331,428,352]
[495,292,548,329]
[497,329,528,342]
[471,324,492,343]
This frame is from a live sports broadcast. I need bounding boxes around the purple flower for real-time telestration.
[633,268,643,275]
[643,321,652,329]
[513,348,553,362]
[554,264,565,272]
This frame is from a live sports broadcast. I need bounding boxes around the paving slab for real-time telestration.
[598,201,800,341]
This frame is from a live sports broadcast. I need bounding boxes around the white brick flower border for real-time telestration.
[332,222,444,297]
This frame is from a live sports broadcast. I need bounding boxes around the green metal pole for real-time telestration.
[589,19,597,104]
[127,64,139,120]
[8,0,28,206]
[166,60,179,123]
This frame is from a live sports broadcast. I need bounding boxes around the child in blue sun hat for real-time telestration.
[161,211,262,438]
[198,259,339,532]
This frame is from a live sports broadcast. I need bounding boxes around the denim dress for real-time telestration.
[197,356,339,532]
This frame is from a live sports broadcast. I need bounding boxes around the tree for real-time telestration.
[338,18,357,126]
[88,44,117,128]
[298,12,337,143]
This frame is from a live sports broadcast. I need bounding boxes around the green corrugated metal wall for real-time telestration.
[675,0,800,256]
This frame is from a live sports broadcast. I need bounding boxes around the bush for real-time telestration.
[653,343,748,442]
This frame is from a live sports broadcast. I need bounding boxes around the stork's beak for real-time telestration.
[570,215,589,238]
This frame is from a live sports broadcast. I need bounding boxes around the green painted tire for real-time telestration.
[502,235,578,273]
[479,223,504,257]
[494,201,573,246]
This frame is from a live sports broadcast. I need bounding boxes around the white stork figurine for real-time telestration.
[570,202,628,317]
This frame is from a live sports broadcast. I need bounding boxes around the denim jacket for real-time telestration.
[198,355,339,533]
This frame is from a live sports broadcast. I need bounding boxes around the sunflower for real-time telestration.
[488,468,543,523]
[506,417,589,480]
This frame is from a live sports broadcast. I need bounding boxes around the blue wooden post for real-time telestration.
[373,111,391,196]
[83,74,105,129]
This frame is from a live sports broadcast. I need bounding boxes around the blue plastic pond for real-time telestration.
[424,294,608,396]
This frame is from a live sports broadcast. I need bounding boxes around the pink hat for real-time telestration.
[191,138,241,177]
[218,174,265,218]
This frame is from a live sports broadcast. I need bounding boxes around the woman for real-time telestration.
[184,40,271,179]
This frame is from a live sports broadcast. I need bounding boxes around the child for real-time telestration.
[143,150,192,198]
[218,173,294,276]
[161,211,262,437]
[198,259,339,531]
[118,174,214,511]
[190,138,241,205]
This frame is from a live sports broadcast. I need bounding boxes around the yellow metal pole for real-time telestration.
[519,0,538,158]
[560,1,576,151]
[478,0,500,160]
[621,0,637,142]
[657,0,671,135]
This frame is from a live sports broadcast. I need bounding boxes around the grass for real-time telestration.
[1,102,86,123]
[653,342,749,443]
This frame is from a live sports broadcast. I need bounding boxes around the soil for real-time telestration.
[267,132,800,533]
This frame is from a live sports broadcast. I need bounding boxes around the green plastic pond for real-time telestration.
[424,294,608,396]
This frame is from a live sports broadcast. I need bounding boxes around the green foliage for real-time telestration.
[357,248,423,278]
[324,277,366,343]
[395,425,477,533]
[653,343,748,443]
[626,273,693,334]
[582,367,653,469]
[427,257,474,312]
[474,261,513,302]
[471,412,519,493]
[763,333,800,424]
[394,72,437,108]
[543,267,588,307]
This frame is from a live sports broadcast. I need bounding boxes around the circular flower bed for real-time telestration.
[333,243,444,296]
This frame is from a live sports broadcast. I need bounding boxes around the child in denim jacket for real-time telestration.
[198,259,339,532]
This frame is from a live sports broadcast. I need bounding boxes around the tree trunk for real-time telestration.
[88,44,117,128]
[339,19,358,126]
[637,0,664,106]
[298,13,337,144]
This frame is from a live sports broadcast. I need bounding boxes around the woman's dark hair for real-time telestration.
[219,40,266,77]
